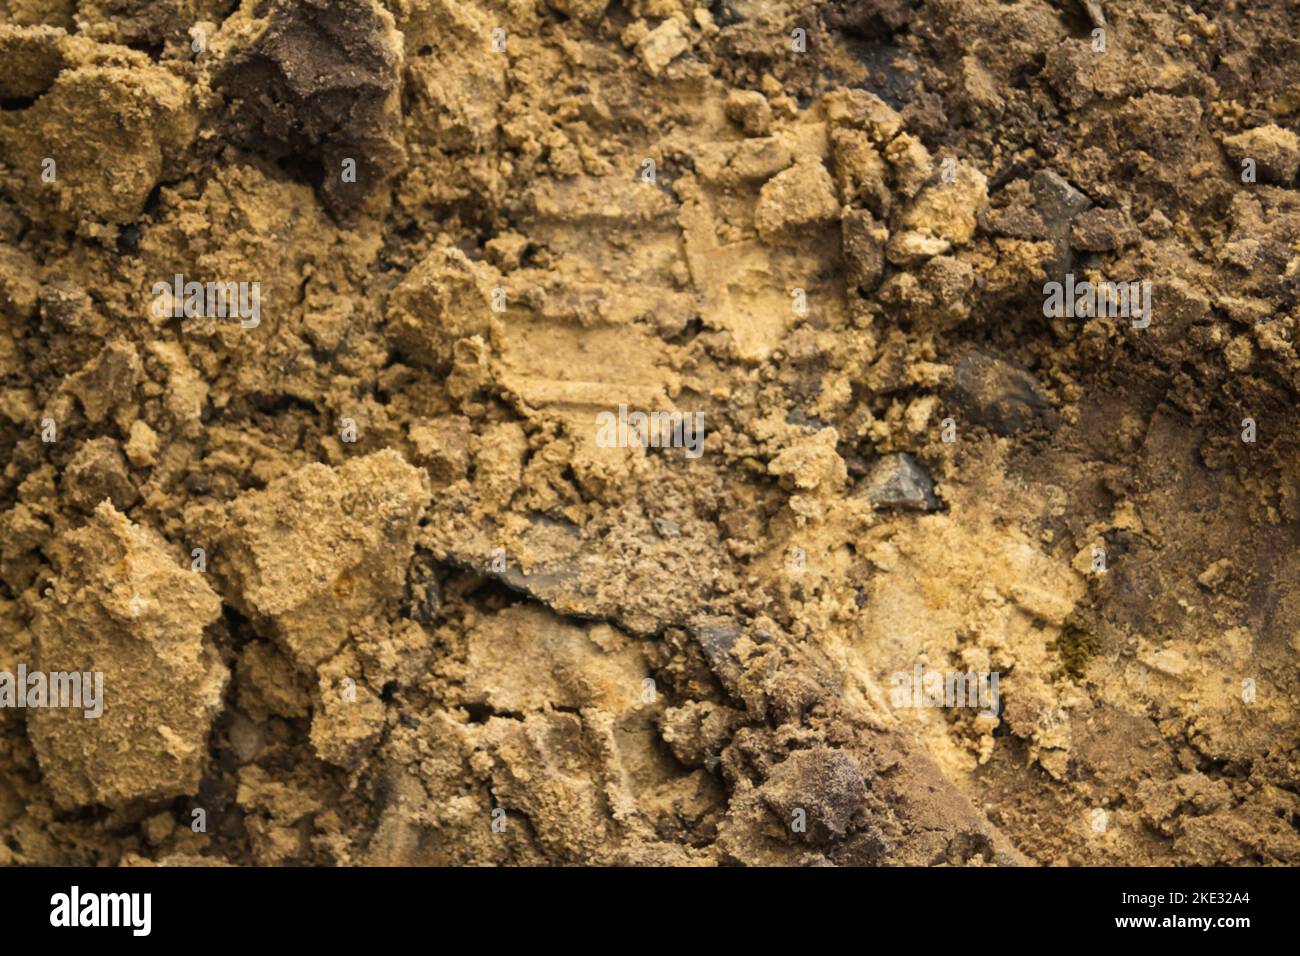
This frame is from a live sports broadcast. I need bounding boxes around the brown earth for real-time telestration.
[0,0,1297,866]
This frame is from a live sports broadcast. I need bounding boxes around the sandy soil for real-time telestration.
[0,0,1297,866]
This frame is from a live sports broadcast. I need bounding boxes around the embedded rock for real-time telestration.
[862,453,938,512]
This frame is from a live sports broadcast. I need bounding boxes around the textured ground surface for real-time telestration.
[0,0,1298,866]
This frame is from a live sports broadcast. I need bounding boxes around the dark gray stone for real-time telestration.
[1032,170,1092,282]
[949,350,1060,436]
[863,453,938,511]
